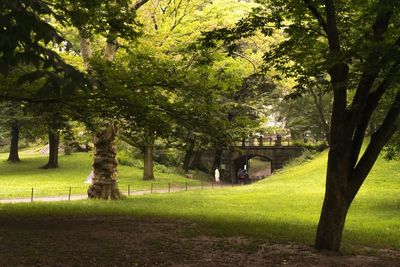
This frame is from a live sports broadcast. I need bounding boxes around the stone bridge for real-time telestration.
[191,145,303,183]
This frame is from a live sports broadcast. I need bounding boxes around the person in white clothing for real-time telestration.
[85,171,94,184]
[214,168,220,183]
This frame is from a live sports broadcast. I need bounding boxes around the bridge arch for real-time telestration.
[233,154,273,182]
[189,146,303,182]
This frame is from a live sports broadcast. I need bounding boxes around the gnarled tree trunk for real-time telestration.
[88,123,123,199]
[7,121,20,163]
[41,129,59,169]
[78,1,150,199]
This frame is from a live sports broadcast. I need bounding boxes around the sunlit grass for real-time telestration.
[1,149,399,252]
[0,150,205,198]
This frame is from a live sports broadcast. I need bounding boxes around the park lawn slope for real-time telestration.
[1,150,399,252]
[0,150,203,198]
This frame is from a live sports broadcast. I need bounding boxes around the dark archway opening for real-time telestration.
[248,156,272,179]
[233,154,272,184]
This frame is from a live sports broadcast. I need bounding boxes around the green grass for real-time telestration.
[0,149,399,252]
[0,149,207,198]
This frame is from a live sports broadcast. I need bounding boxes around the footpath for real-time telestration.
[0,184,230,204]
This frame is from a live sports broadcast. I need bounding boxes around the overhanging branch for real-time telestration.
[347,90,400,200]
[303,0,328,34]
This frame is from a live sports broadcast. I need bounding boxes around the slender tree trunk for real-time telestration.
[183,143,194,172]
[41,129,59,169]
[212,149,222,170]
[88,124,123,199]
[7,121,21,163]
[64,144,72,155]
[308,87,331,144]
[143,145,155,180]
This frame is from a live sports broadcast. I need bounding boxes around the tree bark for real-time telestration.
[143,144,155,180]
[7,121,21,163]
[88,123,123,199]
[315,143,353,250]
[41,129,59,169]
[315,187,350,251]
[64,144,72,155]
[183,143,194,172]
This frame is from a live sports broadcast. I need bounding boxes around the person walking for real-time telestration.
[214,168,220,183]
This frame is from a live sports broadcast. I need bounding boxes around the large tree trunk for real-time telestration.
[143,144,155,180]
[88,124,123,199]
[41,129,59,169]
[315,146,352,251]
[7,121,20,163]
[315,189,350,251]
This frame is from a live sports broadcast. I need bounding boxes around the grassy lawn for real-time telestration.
[0,149,399,252]
[0,150,206,198]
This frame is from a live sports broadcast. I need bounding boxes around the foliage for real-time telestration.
[0,0,90,100]
[383,131,400,160]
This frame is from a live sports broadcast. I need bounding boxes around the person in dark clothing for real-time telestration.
[237,168,248,184]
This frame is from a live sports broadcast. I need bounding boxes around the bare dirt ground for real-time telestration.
[0,216,399,267]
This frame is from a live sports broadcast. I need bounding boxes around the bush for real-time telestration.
[293,141,328,152]
[117,150,144,168]
[283,149,319,169]
[154,148,184,167]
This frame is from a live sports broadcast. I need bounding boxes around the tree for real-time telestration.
[278,87,332,143]
[7,120,21,163]
[109,0,263,179]
[39,110,68,169]
[53,0,150,199]
[268,0,400,251]
[204,0,400,251]
[0,102,24,163]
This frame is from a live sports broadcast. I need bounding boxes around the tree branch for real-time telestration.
[303,0,328,34]
[132,0,150,10]
[348,1,393,132]
[324,0,341,53]
[347,90,400,200]
[308,86,330,144]
[350,60,400,166]
[231,52,257,72]
[119,134,141,148]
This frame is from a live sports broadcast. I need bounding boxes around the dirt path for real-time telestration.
[0,185,220,203]
[0,216,398,267]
